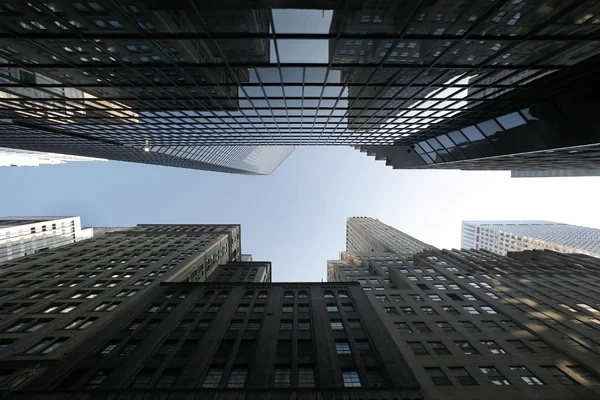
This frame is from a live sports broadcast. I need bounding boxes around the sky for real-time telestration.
[2,147,600,282]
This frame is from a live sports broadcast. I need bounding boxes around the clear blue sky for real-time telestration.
[2,147,600,282]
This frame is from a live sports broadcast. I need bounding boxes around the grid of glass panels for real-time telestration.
[0,0,599,148]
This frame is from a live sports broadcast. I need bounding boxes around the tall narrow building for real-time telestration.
[461,220,600,258]
[0,222,423,399]
[346,217,435,255]
[329,218,600,399]
[0,216,94,263]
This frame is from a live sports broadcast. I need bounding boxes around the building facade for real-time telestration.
[329,218,600,399]
[0,216,93,263]
[0,0,599,172]
[346,217,435,255]
[0,147,105,167]
[461,220,600,258]
[0,222,423,400]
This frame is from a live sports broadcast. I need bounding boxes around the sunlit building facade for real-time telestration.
[461,220,600,258]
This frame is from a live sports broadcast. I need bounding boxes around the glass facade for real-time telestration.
[0,0,599,173]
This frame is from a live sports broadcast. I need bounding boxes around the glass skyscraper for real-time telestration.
[0,0,599,173]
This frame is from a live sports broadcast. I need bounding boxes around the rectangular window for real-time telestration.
[480,340,506,355]
[442,305,458,314]
[298,319,311,331]
[330,320,344,330]
[342,370,361,387]
[395,322,412,333]
[463,306,479,315]
[510,366,544,385]
[401,307,416,315]
[156,369,179,388]
[246,319,261,331]
[355,339,371,353]
[273,366,291,387]
[455,341,479,355]
[202,368,223,388]
[408,341,429,355]
[481,305,497,314]
[413,322,431,333]
[298,365,315,387]
[448,367,478,386]
[428,294,442,301]
[228,320,243,331]
[326,304,339,312]
[429,341,451,355]
[101,340,120,356]
[25,338,66,354]
[384,307,398,314]
[227,367,247,388]
[507,340,534,354]
[335,340,351,355]
[347,319,361,329]
[480,367,510,385]
[540,366,576,385]
[280,319,293,331]
[425,367,452,386]
[436,321,455,332]
[421,306,437,315]
[282,304,294,313]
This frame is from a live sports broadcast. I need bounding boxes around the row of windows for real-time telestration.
[381,304,496,316]
[425,365,599,387]
[407,339,544,356]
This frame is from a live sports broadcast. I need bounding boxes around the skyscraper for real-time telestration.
[0,147,105,167]
[0,222,423,399]
[0,216,93,263]
[461,220,600,258]
[1,0,599,172]
[346,217,435,255]
[329,218,600,399]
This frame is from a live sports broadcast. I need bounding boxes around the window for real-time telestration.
[540,366,576,385]
[448,367,478,386]
[227,367,247,388]
[128,320,142,330]
[401,307,416,315]
[247,319,261,331]
[481,340,506,355]
[442,305,458,314]
[101,341,120,356]
[425,367,452,386]
[428,341,451,355]
[421,306,437,315]
[253,304,265,313]
[202,368,223,388]
[355,339,371,354]
[463,294,476,300]
[326,304,339,312]
[395,322,412,333]
[507,340,534,354]
[283,291,294,299]
[257,291,268,299]
[483,320,503,332]
[413,322,432,333]
[157,369,179,388]
[455,341,479,355]
[384,307,398,314]
[298,290,309,299]
[410,294,423,301]
[197,319,211,330]
[228,320,243,331]
[280,319,293,331]
[347,319,361,329]
[342,303,355,312]
[568,365,600,384]
[243,290,254,299]
[436,321,455,332]
[335,340,351,354]
[463,306,479,315]
[342,370,361,387]
[298,365,315,387]
[458,321,480,332]
[324,290,334,298]
[207,304,220,313]
[375,295,388,302]
[390,295,403,302]
[25,338,67,354]
[274,366,291,387]
[408,342,429,355]
[511,366,544,385]
[434,284,446,290]
[481,305,497,314]
[120,340,139,356]
[237,304,249,313]
[86,369,110,389]
[282,304,294,313]
[298,319,311,331]
[480,367,510,385]
[501,320,521,330]
[330,320,344,330]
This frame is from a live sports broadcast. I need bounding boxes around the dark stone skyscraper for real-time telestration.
[329,217,600,400]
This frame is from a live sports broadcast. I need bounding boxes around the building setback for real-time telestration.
[0,223,423,399]
[328,218,600,400]
[0,216,94,263]
[461,220,600,258]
